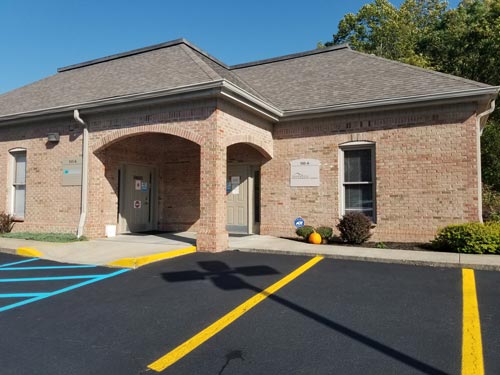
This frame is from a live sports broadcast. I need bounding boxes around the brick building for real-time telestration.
[0,39,498,251]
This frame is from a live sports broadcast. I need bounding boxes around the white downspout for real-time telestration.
[74,109,88,238]
[476,99,496,222]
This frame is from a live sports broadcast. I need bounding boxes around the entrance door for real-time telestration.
[227,165,249,233]
[121,164,155,233]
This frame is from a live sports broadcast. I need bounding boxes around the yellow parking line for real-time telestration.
[107,246,196,269]
[462,269,484,375]
[16,247,43,258]
[148,255,324,372]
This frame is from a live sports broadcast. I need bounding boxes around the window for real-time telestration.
[10,150,26,219]
[340,143,375,221]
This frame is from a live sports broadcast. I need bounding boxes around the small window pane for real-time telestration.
[344,149,372,182]
[345,184,373,209]
[14,186,25,217]
[14,154,26,184]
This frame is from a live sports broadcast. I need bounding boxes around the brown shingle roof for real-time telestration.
[0,39,496,119]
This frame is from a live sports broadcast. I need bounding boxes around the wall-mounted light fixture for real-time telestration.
[47,132,60,143]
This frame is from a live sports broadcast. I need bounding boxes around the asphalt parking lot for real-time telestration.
[0,251,498,375]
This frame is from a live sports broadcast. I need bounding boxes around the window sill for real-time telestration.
[11,216,24,223]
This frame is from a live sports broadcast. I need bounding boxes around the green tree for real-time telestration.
[324,0,500,192]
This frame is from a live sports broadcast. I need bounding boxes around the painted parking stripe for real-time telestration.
[462,269,484,375]
[0,258,39,268]
[0,293,50,298]
[0,265,97,271]
[148,255,324,372]
[0,274,112,282]
[0,268,130,312]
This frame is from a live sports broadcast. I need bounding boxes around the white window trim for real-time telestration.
[338,141,376,223]
[9,148,26,221]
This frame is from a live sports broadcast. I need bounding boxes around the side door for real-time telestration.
[121,164,154,233]
[226,165,249,233]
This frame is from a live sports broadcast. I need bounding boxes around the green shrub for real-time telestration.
[483,184,500,222]
[432,222,500,254]
[296,225,314,239]
[316,226,333,241]
[337,212,372,244]
[0,212,14,234]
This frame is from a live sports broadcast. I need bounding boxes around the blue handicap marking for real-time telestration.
[294,217,305,228]
[0,257,131,313]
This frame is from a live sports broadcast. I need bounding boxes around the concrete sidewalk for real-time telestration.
[230,235,500,271]
[0,232,196,266]
[1,232,499,270]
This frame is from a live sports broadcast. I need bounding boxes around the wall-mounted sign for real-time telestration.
[231,176,240,195]
[135,180,142,191]
[294,217,305,228]
[133,200,141,209]
[290,159,320,187]
[141,181,148,192]
[62,157,82,186]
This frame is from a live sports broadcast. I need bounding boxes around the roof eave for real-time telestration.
[0,80,225,126]
[281,87,500,121]
[0,79,282,126]
[0,83,497,126]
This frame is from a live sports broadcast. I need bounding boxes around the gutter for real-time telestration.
[0,83,498,126]
[0,81,225,124]
[73,109,88,238]
[476,98,497,223]
[282,87,500,119]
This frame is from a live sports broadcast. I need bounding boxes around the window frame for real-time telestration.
[9,148,27,221]
[338,141,376,223]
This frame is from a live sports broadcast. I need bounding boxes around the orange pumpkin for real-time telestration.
[309,232,322,244]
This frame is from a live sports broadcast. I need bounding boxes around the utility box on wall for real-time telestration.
[62,157,82,186]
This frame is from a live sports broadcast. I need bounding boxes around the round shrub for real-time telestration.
[337,212,372,244]
[296,225,314,240]
[315,226,333,241]
[0,212,14,234]
[432,222,500,254]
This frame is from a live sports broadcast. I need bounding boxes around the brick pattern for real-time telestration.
[261,103,479,242]
[0,98,481,249]
[0,118,82,233]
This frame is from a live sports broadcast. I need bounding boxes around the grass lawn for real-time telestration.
[0,232,86,242]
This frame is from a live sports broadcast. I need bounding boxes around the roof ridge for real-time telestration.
[230,44,350,70]
[348,50,490,89]
[179,44,221,81]
[57,39,187,72]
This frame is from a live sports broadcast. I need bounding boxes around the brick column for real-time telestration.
[197,142,228,252]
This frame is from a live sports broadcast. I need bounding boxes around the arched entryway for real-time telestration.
[92,132,201,235]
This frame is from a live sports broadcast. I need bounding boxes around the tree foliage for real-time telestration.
[324,0,500,190]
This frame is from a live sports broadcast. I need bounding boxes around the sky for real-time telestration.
[0,0,460,94]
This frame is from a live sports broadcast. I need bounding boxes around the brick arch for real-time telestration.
[91,124,204,152]
[225,134,273,159]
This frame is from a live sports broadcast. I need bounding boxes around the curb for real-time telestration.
[232,248,500,272]
[106,246,197,269]
[16,247,44,258]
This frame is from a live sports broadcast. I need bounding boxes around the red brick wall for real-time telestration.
[0,98,482,246]
[261,103,480,242]
[0,118,82,233]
